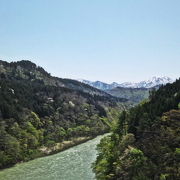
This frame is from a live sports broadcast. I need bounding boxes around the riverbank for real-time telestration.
[39,136,93,155]
[0,134,109,180]
[0,132,109,170]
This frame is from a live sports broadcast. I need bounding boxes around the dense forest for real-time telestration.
[93,79,180,179]
[0,60,126,169]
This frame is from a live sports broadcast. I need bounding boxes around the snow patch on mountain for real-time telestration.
[77,77,174,90]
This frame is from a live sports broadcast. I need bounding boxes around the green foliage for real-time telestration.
[115,111,127,136]
[46,140,56,148]
[175,148,180,155]
[160,174,169,180]
[0,60,124,169]
[94,78,180,179]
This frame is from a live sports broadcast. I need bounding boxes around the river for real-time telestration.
[0,134,108,180]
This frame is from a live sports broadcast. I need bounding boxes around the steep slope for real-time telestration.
[0,60,126,169]
[0,60,117,98]
[93,78,180,180]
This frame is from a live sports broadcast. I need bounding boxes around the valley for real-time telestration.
[1,1,179,179]
[0,60,125,169]
[0,60,179,180]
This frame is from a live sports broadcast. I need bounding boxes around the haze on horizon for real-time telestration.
[0,0,180,83]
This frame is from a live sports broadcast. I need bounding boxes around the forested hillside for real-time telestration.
[93,79,180,180]
[106,87,150,104]
[0,60,126,169]
[0,60,121,98]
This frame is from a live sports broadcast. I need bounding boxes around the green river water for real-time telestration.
[0,134,108,180]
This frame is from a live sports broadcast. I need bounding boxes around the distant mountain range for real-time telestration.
[78,76,174,91]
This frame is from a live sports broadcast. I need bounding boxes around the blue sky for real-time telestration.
[0,0,179,83]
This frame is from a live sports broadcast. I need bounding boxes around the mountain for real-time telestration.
[78,79,119,91]
[78,76,174,90]
[79,77,174,104]
[119,76,174,88]
[0,60,126,169]
[0,60,114,98]
[107,87,150,104]
[93,78,180,179]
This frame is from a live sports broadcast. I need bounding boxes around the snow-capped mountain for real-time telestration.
[78,77,174,90]
[78,79,119,90]
[119,77,174,88]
